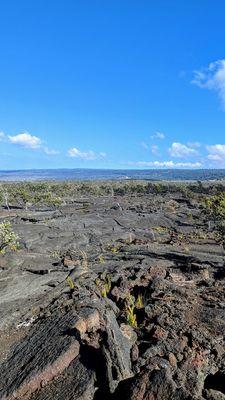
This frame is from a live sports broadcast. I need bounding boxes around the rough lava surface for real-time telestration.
[0,190,225,399]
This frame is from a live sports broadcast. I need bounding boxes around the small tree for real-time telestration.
[0,185,10,210]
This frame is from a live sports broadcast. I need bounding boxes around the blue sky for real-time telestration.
[1,0,225,169]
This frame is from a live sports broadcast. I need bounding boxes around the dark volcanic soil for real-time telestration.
[0,190,225,399]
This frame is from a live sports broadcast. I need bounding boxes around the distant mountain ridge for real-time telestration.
[0,168,225,181]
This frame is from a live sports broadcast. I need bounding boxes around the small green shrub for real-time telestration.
[95,274,111,298]
[0,222,20,254]
[135,294,144,309]
[66,276,75,290]
[205,194,225,219]
[126,295,138,328]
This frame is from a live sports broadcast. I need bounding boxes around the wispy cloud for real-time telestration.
[187,142,201,149]
[43,147,60,155]
[68,147,106,160]
[99,152,107,158]
[192,59,225,108]
[0,132,5,140]
[151,145,160,155]
[140,141,148,149]
[151,131,165,140]
[168,142,198,158]
[127,160,202,168]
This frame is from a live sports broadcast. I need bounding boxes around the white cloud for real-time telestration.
[208,154,222,161]
[68,147,106,160]
[192,59,225,108]
[206,144,225,164]
[68,148,96,160]
[151,131,165,140]
[8,132,42,149]
[168,142,198,158]
[0,132,5,140]
[151,145,159,155]
[127,160,202,168]
[7,131,58,155]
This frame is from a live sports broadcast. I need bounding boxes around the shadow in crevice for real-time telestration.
[79,343,110,400]
[204,371,225,394]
